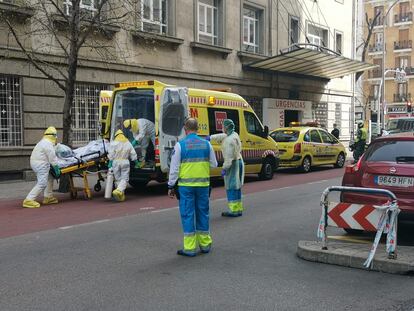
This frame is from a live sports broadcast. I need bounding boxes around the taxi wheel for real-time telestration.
[334,152,345,168]
[301,156,311,173]
[258,158,274,180]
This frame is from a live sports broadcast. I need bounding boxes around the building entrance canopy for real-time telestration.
[245,44,377,80]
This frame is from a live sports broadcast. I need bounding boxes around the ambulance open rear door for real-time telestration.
[159,87,188,173]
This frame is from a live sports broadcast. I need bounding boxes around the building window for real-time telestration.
[0,75,22,147]
[307,23,328,48]
[395,56,411,69]
[71,83,110,145]
[289,16,299,45]
[140,0,168,34]
[64,0,99,16]
[198,0,223,46]
[244,111,263,137]
[242,6,261,54]
[335,31,343,54]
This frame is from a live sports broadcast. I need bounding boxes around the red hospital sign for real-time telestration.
[215,111,227,131]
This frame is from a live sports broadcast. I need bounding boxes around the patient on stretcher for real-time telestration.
[56,139,109,168]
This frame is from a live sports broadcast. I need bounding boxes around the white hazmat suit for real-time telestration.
[23,127,60,208]
[123,119,155,164]
[108,130,138,201]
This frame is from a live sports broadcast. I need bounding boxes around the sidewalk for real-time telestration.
[0,175,102,201]
[297,240,414,275]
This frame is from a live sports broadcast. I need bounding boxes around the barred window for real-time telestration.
[0,75,22,147]
[71,83,110,145]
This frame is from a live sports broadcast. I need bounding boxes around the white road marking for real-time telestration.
[59,219,111,230]
[307,179,328,185]
[140,207,155,211]
[151,207,178,213]
[268,186,292,192]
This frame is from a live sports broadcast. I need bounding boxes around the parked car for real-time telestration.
[386,117,414,134]
[342,133,414,223]
[270,125,346,173]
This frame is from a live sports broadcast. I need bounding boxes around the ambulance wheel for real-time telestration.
[94,183,102,192]
[129,180,149,190]
[334,152,345,168]
[301,156,311,173]
[259,158,274,180]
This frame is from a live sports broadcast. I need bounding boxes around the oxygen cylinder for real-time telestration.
[104,169,114,199]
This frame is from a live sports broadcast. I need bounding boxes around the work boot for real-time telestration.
[177,249,196,257]
[42,196,58,205]
[199,246,211,254]
[112,189,125,202]
[22,199,41,209]
[221,211,242,217]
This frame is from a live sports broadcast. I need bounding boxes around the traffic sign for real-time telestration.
[327,202,383,231]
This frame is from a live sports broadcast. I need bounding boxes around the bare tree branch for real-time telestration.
[4,18,67,91]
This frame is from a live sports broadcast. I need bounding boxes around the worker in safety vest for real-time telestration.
[167,118,218,257]
[353,122,367,163]
[108,129,138,202]
[123,118,155,168]
[210,119,245,217]
[23,126,61,208]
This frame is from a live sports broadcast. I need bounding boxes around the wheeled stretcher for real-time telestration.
[52,140,109,199]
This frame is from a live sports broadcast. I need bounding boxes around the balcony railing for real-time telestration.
[394,40,412,50]
[393,93,411,102]
[368,68,383,79]
[369,43,386,53]
[395,12,413,23]
[402,66,414,75]
[369,16,384,26]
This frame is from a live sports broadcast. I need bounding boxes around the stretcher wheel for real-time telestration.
[70,191,77,199]
[94,183,102,192]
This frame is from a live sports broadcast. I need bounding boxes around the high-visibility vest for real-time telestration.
[178,133,210,187]
[356,128,367,142]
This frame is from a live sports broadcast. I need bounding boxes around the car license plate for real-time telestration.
[375,175,414,187]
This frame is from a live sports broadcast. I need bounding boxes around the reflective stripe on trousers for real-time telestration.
[179,186,212,251]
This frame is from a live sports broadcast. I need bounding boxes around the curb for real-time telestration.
[297,240,414,275]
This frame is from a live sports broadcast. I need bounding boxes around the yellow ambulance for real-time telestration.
[99,80,279,188]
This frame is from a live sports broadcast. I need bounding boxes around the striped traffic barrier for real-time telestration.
[316,186,400,269]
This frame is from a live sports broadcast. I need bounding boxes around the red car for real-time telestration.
[342,133,414,221]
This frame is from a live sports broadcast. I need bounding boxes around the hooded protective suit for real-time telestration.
[210,119,245,216]
[108,130,138,201]
[123,118,155,165]
[23,127,60,208]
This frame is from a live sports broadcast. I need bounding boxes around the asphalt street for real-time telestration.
[1,175,413,311]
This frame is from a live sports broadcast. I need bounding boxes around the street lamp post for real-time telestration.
[377,68,406,134]
[380,0,401,132]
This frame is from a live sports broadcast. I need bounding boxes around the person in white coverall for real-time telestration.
[210,119,245,217]
[108,129,138,202]
[23,126,61,208]
[123,118,155,168]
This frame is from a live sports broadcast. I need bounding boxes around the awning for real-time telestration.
[245,45,377,80]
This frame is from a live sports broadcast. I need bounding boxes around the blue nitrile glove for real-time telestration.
[131,140,139,147]
[221,169,226,177]
[53,165,61,178]
[108,160,113,169]
[205,135,211,141]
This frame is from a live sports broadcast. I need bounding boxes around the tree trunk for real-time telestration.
[59,1,80,193]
